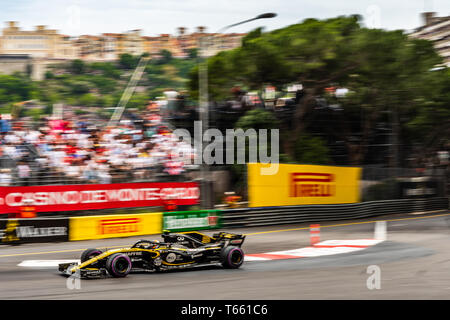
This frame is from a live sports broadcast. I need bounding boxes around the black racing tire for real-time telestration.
[80,248,103,263]
[106,253,132,278]
[221,246,244,269]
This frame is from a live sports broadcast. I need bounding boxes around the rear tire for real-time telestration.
[81,248,103,263]
[221,246,244,269]
[106,253,132,278]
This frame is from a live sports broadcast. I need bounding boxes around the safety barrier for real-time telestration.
[221,197,449,228]
[0,217,69,244]
[162,210,222,232]
[0,181,200,215]
[247,163,361,207]
[0,210,221,244]
[69,210,222,241]
[69,212,162,241]
[0,198,447,244]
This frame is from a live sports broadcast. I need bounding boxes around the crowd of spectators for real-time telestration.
[0,103,197,186]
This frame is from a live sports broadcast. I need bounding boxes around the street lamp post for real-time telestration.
[198,13,277,209]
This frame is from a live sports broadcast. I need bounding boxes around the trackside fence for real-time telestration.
[220,197,449,228]
[0,198,447,244]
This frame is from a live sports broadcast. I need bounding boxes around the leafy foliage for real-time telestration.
[0,53,198,114]
[0,74,37,104]
[235,108,279,130]
[189,15,448,166]
[70,59,85,74]
[119,53,139,69]
[294,134,331,164]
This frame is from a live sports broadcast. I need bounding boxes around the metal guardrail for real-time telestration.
[221,197,449,228]
[360,166,446,180]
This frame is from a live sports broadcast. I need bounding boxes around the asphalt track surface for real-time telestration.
[1,210,450,299]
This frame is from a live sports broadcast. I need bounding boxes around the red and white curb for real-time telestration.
[244,239,384,261]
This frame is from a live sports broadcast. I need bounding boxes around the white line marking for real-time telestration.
[315,239,383,247]
[244,256,270,261]
[18,260,80,268]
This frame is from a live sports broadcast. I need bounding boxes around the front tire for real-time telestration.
[81,248,103,263]
[106,253,132,278]
[221,246,244,269]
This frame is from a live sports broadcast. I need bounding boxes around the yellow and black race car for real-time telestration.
[59,231,245,278]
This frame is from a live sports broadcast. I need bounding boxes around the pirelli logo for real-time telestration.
[289,173,335,197]
[98,218,141,235]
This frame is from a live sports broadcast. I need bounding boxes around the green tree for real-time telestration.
[189,16,445,166]
[24,108,44,122]
[157,49,173,65]
[89,62,121,79]
[294,134,331,164]
[187,48,198,59]
[90,76,117,94]
[119,53,138,69]
[45,71,55,79]
[228,109,282,195]
[79,93,96,107]
[68,80,90,95]
[127,93,150,110]
[0,74,36,103]
[70,59,85,74]
[403,67,450,157]
[101,94,117,108]
[235,108,279,131]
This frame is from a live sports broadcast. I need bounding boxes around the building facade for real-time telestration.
[102,33,123,61]
[122,29,144,56]
[410,12,450,67]
[0,21,246,68]
[1,21,60,58]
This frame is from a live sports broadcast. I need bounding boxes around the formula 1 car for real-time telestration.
[59,231,245,278]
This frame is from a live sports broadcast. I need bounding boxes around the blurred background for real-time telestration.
[0,1,449,302]
[0,2,448,214]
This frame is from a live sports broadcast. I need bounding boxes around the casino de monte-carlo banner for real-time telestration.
[0,182,200,214]
[247,163,361,207]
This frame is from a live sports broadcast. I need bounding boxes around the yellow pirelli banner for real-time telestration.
[69,212,162,241]
[248,163,361,207]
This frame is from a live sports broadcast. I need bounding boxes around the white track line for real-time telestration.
[18,260,80,268]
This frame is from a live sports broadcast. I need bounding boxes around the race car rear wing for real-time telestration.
[162,230,245,248]
[212,232,246,247]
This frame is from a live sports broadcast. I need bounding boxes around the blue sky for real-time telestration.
[0,0,449,36]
